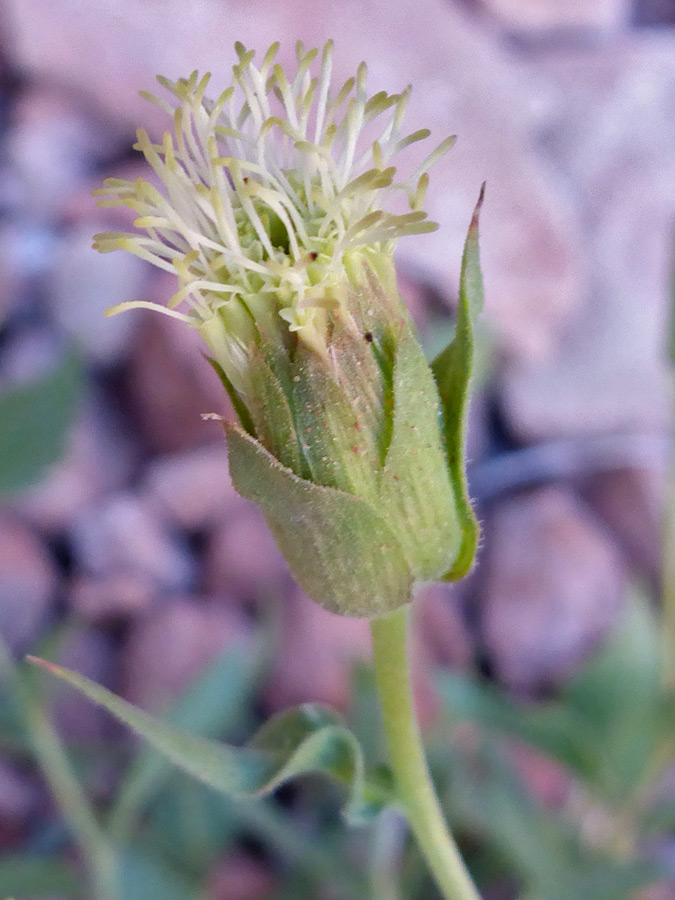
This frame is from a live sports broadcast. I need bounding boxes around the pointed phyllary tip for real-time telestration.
[25,655,60,675]
[469,182,486,233]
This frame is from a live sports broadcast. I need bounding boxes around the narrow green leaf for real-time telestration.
[225,422,412,617]
[0,683,28,751]
[110,642,260,837]
[146,773,365,891]
[438,593,663,799]
[0,349,82,497]
[0,854,79,897]
[641,796,675,833]
[563,592,662,798]
[380,325,460,579]
[118,846,200,900]
[441,740,578,890]
[146,772,238,874]
[431,186,485,580]
[518,862,661,900]
[440,740,660,900]
[436,671,599,781]
[27,657,394,825]
[555,864,663,900]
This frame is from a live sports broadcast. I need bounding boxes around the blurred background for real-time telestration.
[0,1,674,899]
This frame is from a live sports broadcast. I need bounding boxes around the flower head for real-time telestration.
[93,40,453,397]
[93,42,483,619]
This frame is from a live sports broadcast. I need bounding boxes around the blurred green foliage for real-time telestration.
[3,586,674,900]
[433,590,673,899]
[0,348,82,497]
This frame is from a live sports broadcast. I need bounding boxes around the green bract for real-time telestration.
[93,40,484,617]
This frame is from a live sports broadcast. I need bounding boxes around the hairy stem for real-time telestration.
[370,607,481,900]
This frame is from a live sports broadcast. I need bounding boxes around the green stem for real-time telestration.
[370,607,481,900]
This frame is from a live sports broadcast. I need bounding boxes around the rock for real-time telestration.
[264,588,371,711]
[5,84,111,222]
[0,326,66,381]
[51,158,167,367]
[582,465,665,588]
[120,597,250,711]
[6,0,583,362]
[0,514,58,652]
[49,222,146,366]
[14,389,139,534]
[0,222,60,325]
[51,627,116,744]
[479,0,630,34]
[0,758,41,822]
[202,507,287,600]
[503,356,671,441]
[68,572,155,623]
[633,0,675,26]
[122,301,230,453]
[70,492,195,593]
[208,853,276,900]
[502,34,675,439]
[480,487,625,693]
[142,443,241,532]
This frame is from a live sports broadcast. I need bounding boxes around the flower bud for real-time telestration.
[93,41,484,618]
